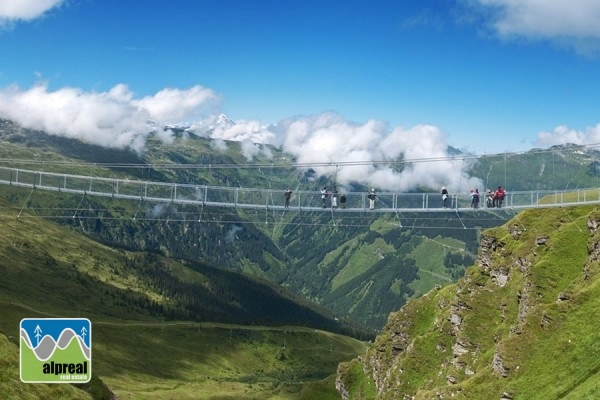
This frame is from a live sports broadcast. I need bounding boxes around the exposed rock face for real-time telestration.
[509,225,524,239]
[337,207,600,399]
[477,236,499,272]
[584,222,600,280]
[335,365,350,400]
[493,352,509,377]
[587,217,598,233]
[367,316,412,396]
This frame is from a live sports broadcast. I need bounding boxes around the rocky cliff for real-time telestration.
[337,205,600,399]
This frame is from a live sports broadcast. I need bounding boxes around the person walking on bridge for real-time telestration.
[494,186,506,208]
[340,193,347,209]
[368,188,376,210]
[284,188,292,208]
[486,188,494,208]
[332,186,339,209]
[321,186,328,208]
[471,189,480,209]
[441,186,449,208]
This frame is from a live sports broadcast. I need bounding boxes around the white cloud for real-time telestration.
[478,0,600,38]
[210,119,274,144]
[134,86,217,122]
[536,124,600,147]
[241,140,261,161]
[0,83,217,152]
[474,0,600,53]
[270,112,482,192]
[210,139,229,152]
[0,0,64,22]
[0,82,483,192]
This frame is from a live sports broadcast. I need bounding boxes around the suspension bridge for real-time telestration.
[1,166,600,213]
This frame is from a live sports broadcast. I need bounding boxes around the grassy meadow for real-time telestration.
[0,200,367,399]
[1,299,366,399]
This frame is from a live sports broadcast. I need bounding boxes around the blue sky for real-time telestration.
[0,0,600,163]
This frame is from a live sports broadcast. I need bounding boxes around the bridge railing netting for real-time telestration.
[0,167,599,210]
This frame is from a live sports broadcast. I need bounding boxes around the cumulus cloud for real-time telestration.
[0,81,481,192]
[212,119,274,143]
[271,112,482,192]
[0,0,64,24]
[536,124,600,147]
[210,139,229,152]
[239,141,259,161]
[135,86,216,121]
[474,0,600,53]
[0,83,217,152]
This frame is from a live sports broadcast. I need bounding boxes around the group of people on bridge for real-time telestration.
[443,186,506,209]
[282,185,506,210]
[284,186,376,209]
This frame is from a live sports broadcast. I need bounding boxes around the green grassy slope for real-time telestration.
[0,124,484,332]
[0,333,98,400]
[0,200,367,399]
[0,197,360,335]
[467,144,600,191]
[338,205,600,399]
[1,301,365,400]
[5,120,599,334]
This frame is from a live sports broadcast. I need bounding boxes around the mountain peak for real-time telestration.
[215,113,236,127]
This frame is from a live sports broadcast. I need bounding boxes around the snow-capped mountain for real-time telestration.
[159,113,236,137]
[213,113,236,128]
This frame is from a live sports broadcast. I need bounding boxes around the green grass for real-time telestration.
[1,300,366,400]
[330,237,394,290]
[408,237,456,296]
[335,359,377,400]
[0,198,367,399]
[340,205,600,399]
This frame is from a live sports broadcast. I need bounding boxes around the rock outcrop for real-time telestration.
[337,205,600,399]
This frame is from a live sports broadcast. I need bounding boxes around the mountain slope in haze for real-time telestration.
[0,198,356,336]
[0,120,482,332]
[337,204,600,399]
[2,118,600,332]
[0,200,368,399]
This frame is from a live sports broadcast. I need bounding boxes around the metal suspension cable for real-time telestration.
[455,158,467,230]
[72,192,86,219]
[394,210,403,228]
[0,212,502,231]
[2,143,600,171]
[2,202,513,223]
[17,187,34,219]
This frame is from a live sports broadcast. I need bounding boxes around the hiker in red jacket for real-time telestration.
[493,186,506,208]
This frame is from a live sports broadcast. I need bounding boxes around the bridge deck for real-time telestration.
[1,166,599,213]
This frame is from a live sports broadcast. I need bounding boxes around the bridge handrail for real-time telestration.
[0,166,599,212]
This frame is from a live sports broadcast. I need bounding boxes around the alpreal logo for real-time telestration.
[20,318,91,383]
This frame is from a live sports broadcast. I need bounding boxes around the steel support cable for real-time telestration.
[133,198,143,221]
[394,210,403,228]
[455,158,467,229]
[3,214,490,229]
[17,187,35,219]
[2,142,600,171]
[72,192,86,219]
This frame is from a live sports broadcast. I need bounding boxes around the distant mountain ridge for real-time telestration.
[1,117,600,333]
[162,113,236,138]
[0,196,361,337]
